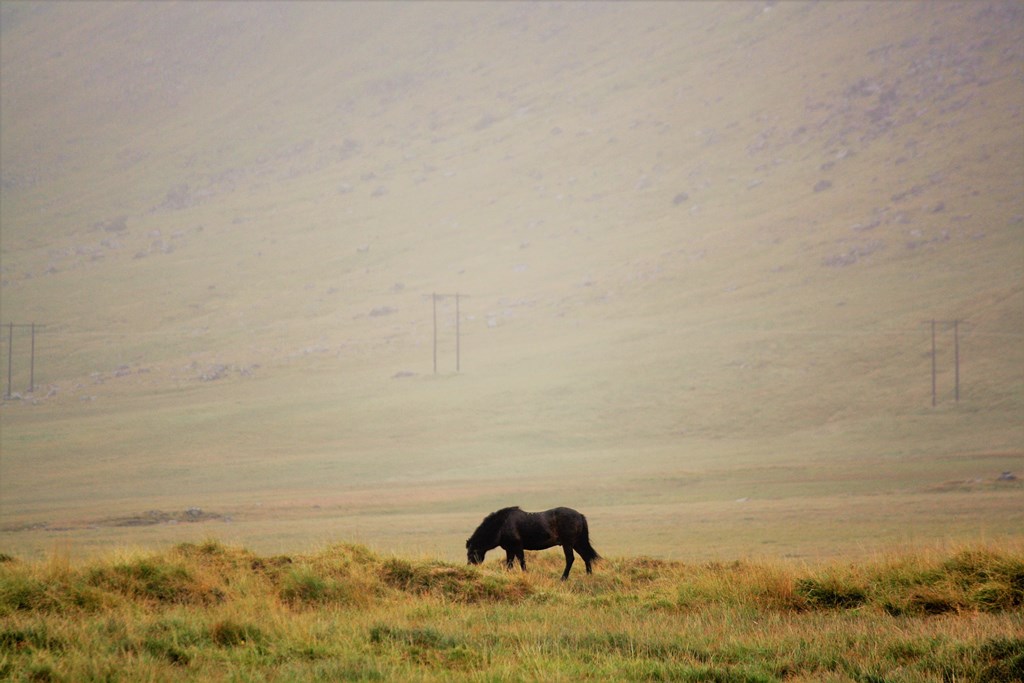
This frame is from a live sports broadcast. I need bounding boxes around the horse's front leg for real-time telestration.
[516,549,526,571]
[504,547,516,570]
[561,545,575,581]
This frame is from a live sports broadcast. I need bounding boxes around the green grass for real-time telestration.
[1,541,1022,681]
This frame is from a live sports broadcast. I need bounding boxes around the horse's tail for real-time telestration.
[578,516,601,562]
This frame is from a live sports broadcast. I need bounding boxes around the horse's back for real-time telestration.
[520,507,581,544]
[544,506,585,525]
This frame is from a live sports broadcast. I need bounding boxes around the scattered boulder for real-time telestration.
[823,240,885,267]
[813,179,833,193]
[473,113,498,131]
[198,364,230,382]
[891,185,925,202]
[160,183,192,210]
[95,216,129,233]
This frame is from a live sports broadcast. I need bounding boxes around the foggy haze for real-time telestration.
[1,1,1021,561]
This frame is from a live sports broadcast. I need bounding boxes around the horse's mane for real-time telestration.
[467,506,520,546]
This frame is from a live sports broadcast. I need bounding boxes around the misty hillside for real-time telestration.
[1,2,1021,559]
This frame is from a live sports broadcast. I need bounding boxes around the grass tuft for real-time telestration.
[278,567,359,607]
[794,575,868,610]
[369,624,480,670]
[974,637,1024,682]
[87,557,223,606]
[209,619,264,648]
[379,557,533,603]
[0,625,65,654]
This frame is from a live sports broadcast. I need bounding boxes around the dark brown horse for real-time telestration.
[465,506,600,580]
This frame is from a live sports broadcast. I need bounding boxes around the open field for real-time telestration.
[1,541,1022,681]
[2,1,1023,566]
[1,5,1022,678]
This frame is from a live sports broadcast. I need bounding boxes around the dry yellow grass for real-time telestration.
[1,540,1022,681]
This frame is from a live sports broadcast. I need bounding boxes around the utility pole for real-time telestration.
[429,293,467,374]
[930,320,937,407]
[29,322,37,393]
[5,322,11,399]
[2,322,45,398]
[953,320,960,403]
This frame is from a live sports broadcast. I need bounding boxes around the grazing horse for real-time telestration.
[466,506,600,580]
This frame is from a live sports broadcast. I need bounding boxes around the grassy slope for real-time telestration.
[1,2,1022,561]
[1,542,1022,681]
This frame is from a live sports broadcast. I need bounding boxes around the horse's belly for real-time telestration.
[521,537,557,551]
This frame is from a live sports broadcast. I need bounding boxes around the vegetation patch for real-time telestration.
[871,548,1024,615]
[0,571,107,614]
[794,575,868,609]
[370,624,480,669]
[972,637,1024,682]
[173,539,247,564]
[87,557,223,606]
[379,558,532,603]
[139,618,207,667]
[279,567,360,607]
[250,554,294,578]
[0,574,58,613]
[0,625,64,654]
[100,508,223,527]
[209,619,264,648]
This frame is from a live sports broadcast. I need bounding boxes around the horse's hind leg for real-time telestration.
[579,545,593,574]
[574,535,598,574]
[561,545,575,580]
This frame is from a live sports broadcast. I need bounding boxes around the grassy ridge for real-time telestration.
[1,542,1022,681]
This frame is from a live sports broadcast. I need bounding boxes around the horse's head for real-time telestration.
[466,540,486,565]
